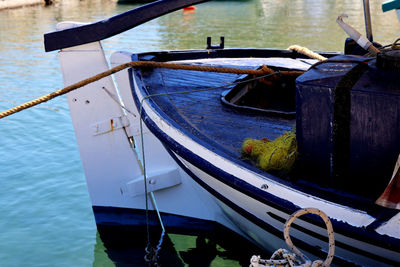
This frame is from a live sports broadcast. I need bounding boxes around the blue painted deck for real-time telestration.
[138,57,303,160]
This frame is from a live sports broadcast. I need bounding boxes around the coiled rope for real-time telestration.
[250,208,335,267]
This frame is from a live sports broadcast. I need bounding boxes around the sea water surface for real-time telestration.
[0,0,399,266]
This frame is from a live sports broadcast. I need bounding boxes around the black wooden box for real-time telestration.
[296,55,400,198]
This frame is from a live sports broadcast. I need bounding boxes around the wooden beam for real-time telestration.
[44,0,210,52]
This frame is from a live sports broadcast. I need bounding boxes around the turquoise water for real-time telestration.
[0,0,399,266]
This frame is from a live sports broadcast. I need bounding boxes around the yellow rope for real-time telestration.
[0,61,133,119]
[250,208,335,267]
[242,130,297,174]
[0,61,302,119]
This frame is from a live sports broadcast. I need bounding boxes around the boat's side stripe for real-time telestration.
[165,149,400,266]
[128,67,400,258]
[93,206,221,233]
[162,149,350,265]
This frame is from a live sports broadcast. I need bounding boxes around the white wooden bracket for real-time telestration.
[126,168,181,197]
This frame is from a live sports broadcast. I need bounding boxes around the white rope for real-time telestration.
[287,45,327,61]
[250,208,335,267]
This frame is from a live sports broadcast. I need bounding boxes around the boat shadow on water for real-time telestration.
[93,214,265,266]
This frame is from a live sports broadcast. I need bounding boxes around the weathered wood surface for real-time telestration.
[140,58,298,159]
[44,0,210,51]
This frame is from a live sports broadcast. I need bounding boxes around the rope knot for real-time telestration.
[249,208,335,267]
[260,65,274,74]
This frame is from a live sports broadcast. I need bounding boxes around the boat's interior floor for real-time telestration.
[138,57,314,168]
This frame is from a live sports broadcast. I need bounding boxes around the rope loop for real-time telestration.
[250,208,335,267]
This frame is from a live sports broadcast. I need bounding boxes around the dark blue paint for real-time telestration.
[93,206,219,234]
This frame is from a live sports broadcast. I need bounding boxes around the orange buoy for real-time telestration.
[183,6,196,10]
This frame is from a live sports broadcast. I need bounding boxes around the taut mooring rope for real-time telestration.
[0,61,299,119]
[0,44,326,119]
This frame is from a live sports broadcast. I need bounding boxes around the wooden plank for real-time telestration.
[44,0,210,52]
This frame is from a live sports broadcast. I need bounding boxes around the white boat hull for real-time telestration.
[56,40,400,266]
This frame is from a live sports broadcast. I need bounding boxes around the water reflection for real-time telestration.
[93,225,264,267]
[150,0,400,51]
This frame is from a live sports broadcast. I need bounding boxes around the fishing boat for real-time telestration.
[42,0,400,265]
